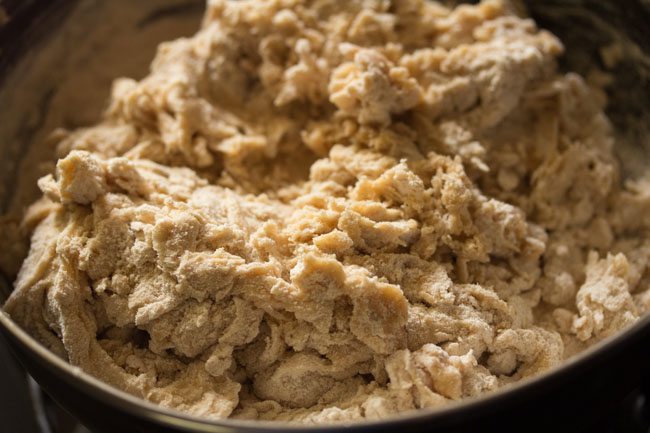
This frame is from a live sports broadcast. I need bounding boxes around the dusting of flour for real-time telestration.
[5,0,650,423]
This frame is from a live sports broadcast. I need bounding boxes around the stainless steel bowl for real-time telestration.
[1,1,649,432]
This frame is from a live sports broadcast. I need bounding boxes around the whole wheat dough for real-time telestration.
[5,0,650,423]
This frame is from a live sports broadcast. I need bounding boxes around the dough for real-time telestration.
[5,0,650,423]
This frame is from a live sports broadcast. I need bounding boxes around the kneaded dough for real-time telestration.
[5,0,650,423]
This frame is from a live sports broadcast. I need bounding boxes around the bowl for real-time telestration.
[0,1,649,432]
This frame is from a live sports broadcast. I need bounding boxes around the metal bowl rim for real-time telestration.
[2,308,650,431]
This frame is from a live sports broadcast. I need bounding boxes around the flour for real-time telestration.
[4,0,650,423]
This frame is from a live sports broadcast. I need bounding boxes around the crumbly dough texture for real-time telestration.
[5,0,650,423]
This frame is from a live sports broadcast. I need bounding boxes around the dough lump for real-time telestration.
[5,0,650,423]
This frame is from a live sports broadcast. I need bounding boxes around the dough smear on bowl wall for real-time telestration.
[3,0,650,424]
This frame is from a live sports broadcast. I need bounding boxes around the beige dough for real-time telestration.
[5,0,650,423]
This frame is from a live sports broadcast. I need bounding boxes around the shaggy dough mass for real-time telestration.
[5,0,650,423]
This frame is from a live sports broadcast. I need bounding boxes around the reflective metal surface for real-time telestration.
[0,1,649,432]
